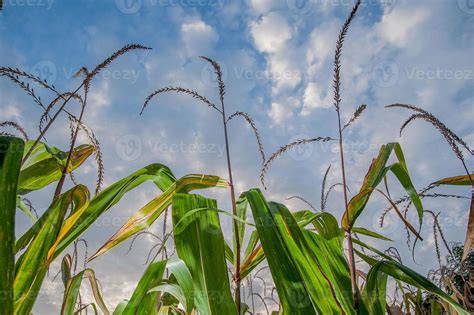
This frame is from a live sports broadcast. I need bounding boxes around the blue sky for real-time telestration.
[1,0,473,313]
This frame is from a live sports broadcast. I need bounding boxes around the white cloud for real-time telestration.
[181,20,218,56]
[89,80,111,110]
[250,12,292,54]
[301,82,331,115]
[306,21,339,69]
[267,51,302,95]
[268,102,293,125]
[248,0,278,15]
[377,7,429,47]
[0,104,21,119]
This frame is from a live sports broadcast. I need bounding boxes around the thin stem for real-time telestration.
[460,158,473,262]
[337,109,360,311]
[220,96,241,313]
[22,83,85,165]
[53,83,88,197]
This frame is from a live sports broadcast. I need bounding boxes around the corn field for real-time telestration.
[0,1,473,314]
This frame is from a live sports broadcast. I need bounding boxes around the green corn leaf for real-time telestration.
[244,188,358,314]
[358,252,468,314]
[61,268,109,315]
[362,261,388,314]
[239,244,264,281]
[61,254,72,288]
[117,259,194,314]
[351,227,392,242]
[242,230,259,262]
[234,194,249,269]
[14,185,88,313]
[18,142,94,195]
[0,136,24,315]
[342,143,423,231]
[122,260,167,315]
[16,195,37,222]
[244,189,316,314]
[172,193,237,315]
[165,259,194,314]
[225,241,234,263]
[113,301,128,315]
[149,284,185,312]
[51,164,176,259]
[89,174,228,261]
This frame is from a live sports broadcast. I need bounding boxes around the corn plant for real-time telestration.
[1,1,472,314]
[0,44,232,313]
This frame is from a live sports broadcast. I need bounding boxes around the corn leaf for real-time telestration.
[51,163,176,259]
[121,260,167,315]
[342,143,423,230]
[163,259,194,314]
[0,136,24,315]
[358,252,468,314]
[14,185,88,313]
[233,194,249,269]
[16,195,37,222]
[18,142,94,195]
[244,189,358,314]
[351,227,392,241]
[361,261,388,314]
[89,174,228,261]
[61,268,109,315]
[149,284,185,311]
[239,244,264,281]
[432,174,473,260]
[172,193,237,315]
[432,174,474,186]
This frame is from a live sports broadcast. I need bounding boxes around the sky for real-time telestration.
[0,0,473,313]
